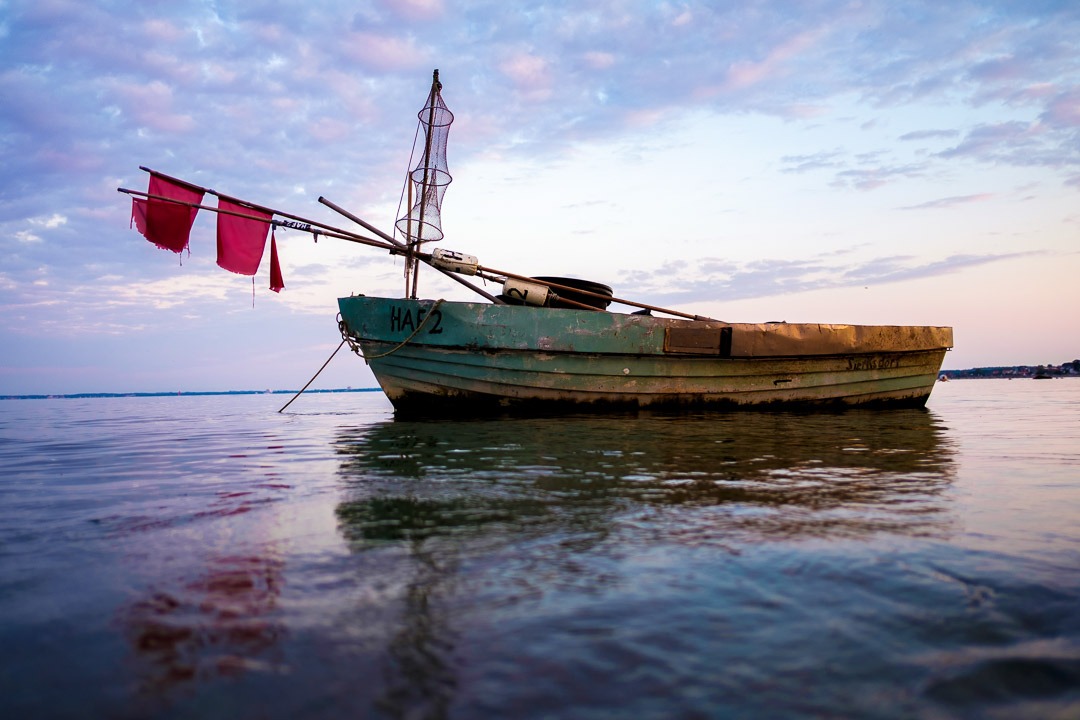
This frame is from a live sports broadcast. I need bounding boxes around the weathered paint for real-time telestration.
[337,296,953,415]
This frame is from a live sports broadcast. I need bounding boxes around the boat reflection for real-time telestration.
[118,552,286,708]
[332,409,956,717]
[334,408,957,546]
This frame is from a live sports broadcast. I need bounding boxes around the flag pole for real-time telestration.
[118,187,396,253]
[317,196,503,304]
[124,176,709,318]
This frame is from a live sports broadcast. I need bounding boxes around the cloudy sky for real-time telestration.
[2,0,1078,394]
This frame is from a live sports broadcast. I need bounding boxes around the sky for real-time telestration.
[1,0,1078,395]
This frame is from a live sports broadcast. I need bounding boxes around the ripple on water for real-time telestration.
[1,386,1078,718]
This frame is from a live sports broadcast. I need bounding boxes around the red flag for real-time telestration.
[132,174,204,253]
[269,230,285,292]
[130,197,148,235]
[216,198,272,275]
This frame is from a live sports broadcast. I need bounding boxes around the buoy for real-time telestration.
[431,248,479,275]
[502,278,550,306]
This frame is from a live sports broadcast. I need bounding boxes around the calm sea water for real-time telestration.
[1,380,1078,719]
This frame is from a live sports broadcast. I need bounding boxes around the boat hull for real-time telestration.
[337,296,953,416]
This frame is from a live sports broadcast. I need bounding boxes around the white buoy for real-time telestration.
[502,278,550,306]
[431,248,479,275]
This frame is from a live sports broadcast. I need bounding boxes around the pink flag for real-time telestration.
[269,230,285,292]
[130,198,148,235]
[216,198,272,275]
[132,174,205,253]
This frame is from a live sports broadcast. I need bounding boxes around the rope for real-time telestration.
[341,299,445,362]
[277,337,348,413]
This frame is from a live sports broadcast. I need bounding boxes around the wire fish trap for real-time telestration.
[395,70,454,246]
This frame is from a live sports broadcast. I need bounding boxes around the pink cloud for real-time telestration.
[318,70,379,122]
[935,120,1042,160]
[624,107,671,128]
[780,103,830,120]
[108,79,196,133]
[723,29,826,91]
[902,193,996,211]
[500,53,553,102]
[1042,91,1080,128]
[376,0,444,21]
[582,51,616,70]
[1015,83,1058,101]
[968,56,1023,82]
[140,18,187,43]
[341,32,429,72]
[671,10,693,27]
[832,163,927,191]
[307,117,351,143]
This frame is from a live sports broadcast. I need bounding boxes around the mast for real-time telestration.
[411,69,441,298]
[396,69,453,299]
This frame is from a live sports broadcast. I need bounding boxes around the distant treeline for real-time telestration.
[942,359,1080,379]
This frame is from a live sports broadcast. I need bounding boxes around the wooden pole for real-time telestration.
[318,197,405,248]
[411,69,441,301]
[118,188,396,252]
[317,196,504,304]
[404,173,414,297]
[124,173,708,319]
[131,168,397,244]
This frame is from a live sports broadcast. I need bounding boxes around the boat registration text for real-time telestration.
[389,305,444,335]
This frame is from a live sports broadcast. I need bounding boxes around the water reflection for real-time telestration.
[119,553,286,707]
[371,543,460,718]
[335,408,957,546]
[332,409,958,717]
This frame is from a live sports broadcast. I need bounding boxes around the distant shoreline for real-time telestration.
[941,375,1078,380]
[940,363,1079,380]
[6,370,1079,399]
[0,388,383,401]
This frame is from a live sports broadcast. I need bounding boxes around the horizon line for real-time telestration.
[0,387,382,401]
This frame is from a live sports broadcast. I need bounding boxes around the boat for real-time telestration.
[337,296,952,414]
[335,71,952,414]
[121,70,953,415]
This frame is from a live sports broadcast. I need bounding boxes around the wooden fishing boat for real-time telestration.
[336,296,952,415]
[333,70,951,414]
[121,70,953,414]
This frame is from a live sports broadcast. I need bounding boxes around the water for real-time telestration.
[1,380,1078,719]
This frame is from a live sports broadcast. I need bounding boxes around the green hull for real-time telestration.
[337,296,953,416]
